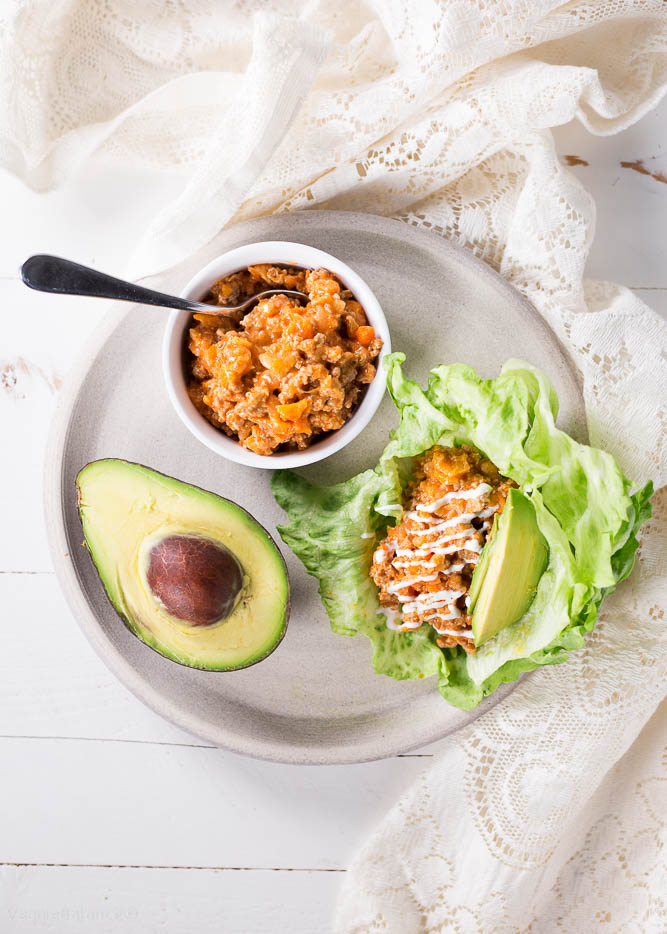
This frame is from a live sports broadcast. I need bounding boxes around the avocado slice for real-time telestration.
[76,459,290,671]
[469,489,548,647]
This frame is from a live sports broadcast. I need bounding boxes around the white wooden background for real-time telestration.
[2,96,666,933]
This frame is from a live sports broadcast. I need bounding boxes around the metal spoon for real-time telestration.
[21,254,308,323]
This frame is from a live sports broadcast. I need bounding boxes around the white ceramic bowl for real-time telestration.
[163,241,391,469]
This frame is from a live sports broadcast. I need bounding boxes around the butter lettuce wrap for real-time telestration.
[271,354,653,709]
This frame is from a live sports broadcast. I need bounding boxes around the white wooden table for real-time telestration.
[2,98,665,933]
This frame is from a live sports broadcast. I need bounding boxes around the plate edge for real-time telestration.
[42,213,586,763]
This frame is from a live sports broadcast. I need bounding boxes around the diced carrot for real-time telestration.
[277,399,311,421]
[286,315,314,339]
[193,313,224,328]
[259,350,296,376]
[298,318,314,339]
[356,326,375,346]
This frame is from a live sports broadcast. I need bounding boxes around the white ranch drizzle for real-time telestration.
[387,573,440,593]
[409,537,483,559]
[382,607,404,630]
[415,526,475,547]
[392,559,438,569]
[402,591,466,613]
[360,532,375,539]
[405,599,460,614]
[413,512,479,536]
[462,537,483,554]
[379,481,503,635]
[374,541,396,563]
[400,619,422,631]
[434,627,474,638]
[416,482,493,513]
[477,506,497,519]
[424,610,461,622]
[383,607,422,632]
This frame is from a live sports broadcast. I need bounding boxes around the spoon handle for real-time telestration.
[21,254,210,314]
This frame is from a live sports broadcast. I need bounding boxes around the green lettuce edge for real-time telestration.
[271,354,653,710]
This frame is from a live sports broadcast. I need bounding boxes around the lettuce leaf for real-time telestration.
[271,354,653,709]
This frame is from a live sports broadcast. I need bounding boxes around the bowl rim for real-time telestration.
[162,239,391,469]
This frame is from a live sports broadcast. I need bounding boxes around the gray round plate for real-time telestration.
[45,211,586,765]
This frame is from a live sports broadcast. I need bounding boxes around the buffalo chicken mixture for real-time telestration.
[370,445,515,653]
[187,265,383,456]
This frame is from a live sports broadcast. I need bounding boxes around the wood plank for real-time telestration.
[553,98,667,288]
[0,572,441,877]
[2,100,666,576]
[0,574,200,745]
[0,77,664,934]
[0,574,443,754]
[0,864,340,934]
[0,163,184,279]
[0,736,430,870]
[1,279,107,572]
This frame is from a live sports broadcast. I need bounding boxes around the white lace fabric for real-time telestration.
[3,1,665,930]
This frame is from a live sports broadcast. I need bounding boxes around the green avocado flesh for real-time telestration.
[76,459,290,670]
[469,489,549,647]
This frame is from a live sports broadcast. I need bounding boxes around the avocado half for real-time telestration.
[469,488,549,647]
[76,459,290,671]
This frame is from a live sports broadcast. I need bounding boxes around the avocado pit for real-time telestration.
[77,459,290,670]
[145,534,243,626]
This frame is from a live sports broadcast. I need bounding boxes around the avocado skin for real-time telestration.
[76,459,290,671]
[470,489,548,647]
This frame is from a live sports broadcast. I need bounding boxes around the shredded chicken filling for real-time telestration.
[370,445,515,653]
[187,265,382,456]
